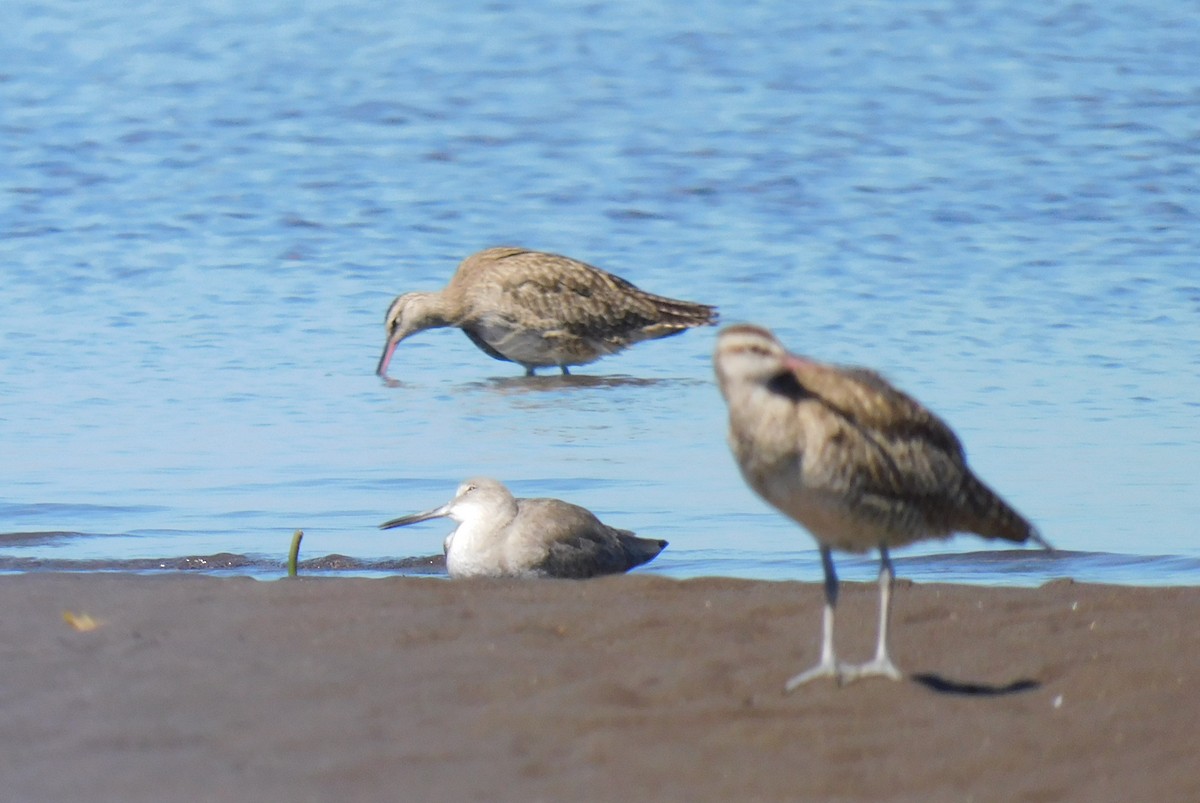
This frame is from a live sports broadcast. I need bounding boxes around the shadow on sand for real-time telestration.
[911,673,1041,697]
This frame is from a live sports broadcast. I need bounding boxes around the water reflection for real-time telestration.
[467,374,704,394]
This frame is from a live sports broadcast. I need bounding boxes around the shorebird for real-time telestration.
[378,477,667,579]
[376,246,718,377]
[713,324,1050,690]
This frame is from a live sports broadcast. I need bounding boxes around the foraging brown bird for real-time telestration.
[376,246,717,377]
[713,324,1049,689]
[379,477,667,579]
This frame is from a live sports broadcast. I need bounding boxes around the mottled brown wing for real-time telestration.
[486,249,715,337]
[795,361,967,463]
[790,360,1035,542]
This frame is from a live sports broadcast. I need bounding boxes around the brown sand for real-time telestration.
[1,573,1196,802]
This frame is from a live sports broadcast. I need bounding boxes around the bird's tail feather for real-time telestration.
[638,292,718,331]
[960,474,1048,548]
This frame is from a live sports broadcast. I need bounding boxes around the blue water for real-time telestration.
[3,0,1198,586]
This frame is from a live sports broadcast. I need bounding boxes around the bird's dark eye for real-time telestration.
[766,371,809,400]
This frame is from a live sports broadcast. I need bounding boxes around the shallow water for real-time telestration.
[3,0,1198,585]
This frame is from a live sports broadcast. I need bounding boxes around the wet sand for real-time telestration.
[1,573,1196,801]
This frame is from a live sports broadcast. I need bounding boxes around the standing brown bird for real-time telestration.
[376,246,718,377]
[713,324,1049,690]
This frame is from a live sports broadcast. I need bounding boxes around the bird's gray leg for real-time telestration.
[560,365,571,376]
[839,545,904,683]
[784,545,840,691]
[525,366,537,377]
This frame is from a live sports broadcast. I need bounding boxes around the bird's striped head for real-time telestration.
[713,324,793,388]
[376,291,445,377]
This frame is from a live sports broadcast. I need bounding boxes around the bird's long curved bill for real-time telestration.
[376,338,399,377]
[379,504,450,530]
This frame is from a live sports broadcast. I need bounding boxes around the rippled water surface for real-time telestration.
[3,0,1198,585]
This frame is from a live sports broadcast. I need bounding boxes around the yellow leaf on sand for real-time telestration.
[63,611,101,632]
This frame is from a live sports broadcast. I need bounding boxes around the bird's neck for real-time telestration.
[726,382,809,467]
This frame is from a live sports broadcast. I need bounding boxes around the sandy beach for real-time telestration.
[1,573,1196,801]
